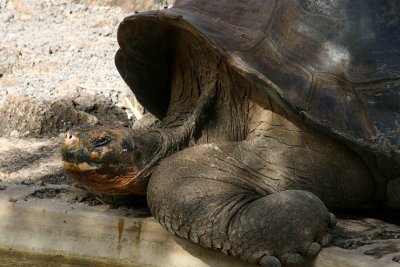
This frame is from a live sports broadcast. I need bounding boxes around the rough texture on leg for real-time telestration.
[147,145,333,265]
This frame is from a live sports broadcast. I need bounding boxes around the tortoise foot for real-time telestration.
[252,191,334,266]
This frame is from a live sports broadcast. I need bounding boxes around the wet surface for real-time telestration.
[0,248,135,267]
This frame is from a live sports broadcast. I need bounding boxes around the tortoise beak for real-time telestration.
[61,130,83,162]
[64,131,78,144]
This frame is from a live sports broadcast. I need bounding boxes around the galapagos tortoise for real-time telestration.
[62,0,400,265]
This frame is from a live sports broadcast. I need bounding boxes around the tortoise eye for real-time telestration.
[92,137,112,149]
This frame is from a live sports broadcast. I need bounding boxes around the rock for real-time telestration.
[0,95,133,138]
[332,215,400,260]
[393,255,400,263]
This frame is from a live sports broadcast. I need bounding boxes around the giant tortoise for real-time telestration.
[61,0,400,265]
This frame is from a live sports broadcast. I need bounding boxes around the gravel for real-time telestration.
[0,0,173,106]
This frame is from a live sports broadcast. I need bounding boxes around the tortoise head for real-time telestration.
[61,126,163,195]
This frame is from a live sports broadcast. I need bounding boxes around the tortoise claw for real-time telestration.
[259,255,281,267]
[329,212,337,227]
[285,253,304,265]
[307,242,322,256]
[321,233,333,247]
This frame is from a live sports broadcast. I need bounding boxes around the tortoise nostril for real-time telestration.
[64,132,76,142]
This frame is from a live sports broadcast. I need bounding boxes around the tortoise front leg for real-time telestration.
[147,144,335,266]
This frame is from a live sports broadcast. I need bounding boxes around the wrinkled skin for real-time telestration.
[62,0,400,266]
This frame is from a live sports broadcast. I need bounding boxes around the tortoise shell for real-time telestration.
[115,0,400,178]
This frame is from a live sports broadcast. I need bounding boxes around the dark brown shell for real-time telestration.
[115,0,400,177]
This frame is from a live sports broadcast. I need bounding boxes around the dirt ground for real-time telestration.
[0,0,173,105]
[0,0,172,207]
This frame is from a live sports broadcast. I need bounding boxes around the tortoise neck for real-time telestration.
[134,80,216,184]
[159,79,217,156]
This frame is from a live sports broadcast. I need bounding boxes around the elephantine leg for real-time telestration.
[147,144,335,266]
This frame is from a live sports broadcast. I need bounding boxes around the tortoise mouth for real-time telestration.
[63,161,103,172]
[62,145,124,175]
[61,149,110,167]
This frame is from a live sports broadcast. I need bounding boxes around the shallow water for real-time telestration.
[0,248,133,267]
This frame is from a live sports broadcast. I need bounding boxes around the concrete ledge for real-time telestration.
[1,192,399,267]
[0,193,257,267]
